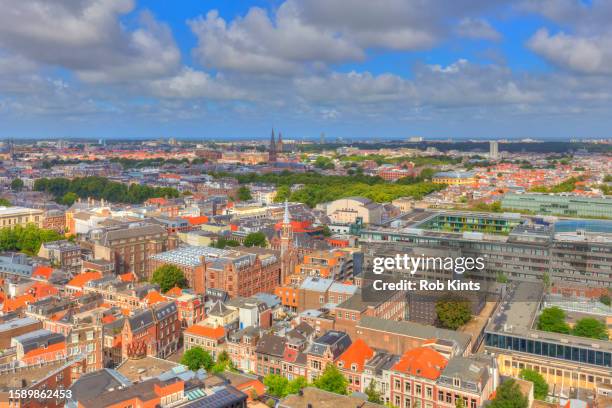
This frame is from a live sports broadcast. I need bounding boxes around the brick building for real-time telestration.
[121,301,180,359]
[85,222,178,278]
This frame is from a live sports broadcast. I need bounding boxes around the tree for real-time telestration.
[0,224,63,255]
[321,225,332,237]
[151,265,188,292]
[313,364,348,395]
[455,398,466,408]
[519,368,549,400]
[435,298,472,330]
[489,379,528,408]
[365,380,382,404]
[180,347,213,371]
[62,192,79,206]
[286,377,308,395]
[600,294,611,306]
[264,374,289,398]
[274,185,291,203]
[11,178,24,192]
[541,272,550,292]
[263,374,307,398]
[572,318,608,340]
[537,307,570,334]
[0,198,11,207]
[237,186,252,201]
[314,156,334,170]
[211,237,240,249]
[244,231,267,248]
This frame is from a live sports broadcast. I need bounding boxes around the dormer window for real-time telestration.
[338,362,344,368]
[351,363,357,372]
[454,378,460,387]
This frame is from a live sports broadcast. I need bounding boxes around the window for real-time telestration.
[415,384,421,395]
[426,387,432,398]
[395,379,401,391]
[405,382,411,393]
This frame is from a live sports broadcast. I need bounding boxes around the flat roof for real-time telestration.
[486,282,612,352]
[0,206,43,216]
[116,356,181,382]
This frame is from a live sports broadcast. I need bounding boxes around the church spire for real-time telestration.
[269,128,277,163]
[283,199,290,224]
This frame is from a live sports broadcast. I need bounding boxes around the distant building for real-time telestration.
[326,197,383,225]
[502,193,612,218]
[0,206,44,228]
[38,240,81,274]
[432,171,476,185]
[269,129,277,163]
[489,140,499,160]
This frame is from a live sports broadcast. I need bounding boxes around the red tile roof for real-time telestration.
[2,294,35,312]
[165,286,183,297]
[32,265,54,280]
[391,347,448,380]
[184,216,209,225]
[184,324,225,339]
[336,339,374,372]
[119,273,135,282]
[67,271,102,288]
[28,282,59,299]
[143,290,166,305]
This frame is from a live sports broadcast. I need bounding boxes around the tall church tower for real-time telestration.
[280,200,294,284]
[277,132,284,153]
[269,129,277,163]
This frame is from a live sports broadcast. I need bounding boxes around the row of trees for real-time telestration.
[538,307,608,340]
[0,224,64,255]
[34,177,180,204]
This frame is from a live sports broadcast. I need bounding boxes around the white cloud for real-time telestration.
[189,8,363,75]
[456,18,501,41]
[0,0,180,83]
[528,29,612,75]
[148,68,249,100]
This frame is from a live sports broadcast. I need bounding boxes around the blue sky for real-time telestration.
[1,0,612,140]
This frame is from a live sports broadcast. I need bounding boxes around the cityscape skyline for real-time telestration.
[1,1,612,139]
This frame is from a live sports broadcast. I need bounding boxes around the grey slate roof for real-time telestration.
[255,334,286,357]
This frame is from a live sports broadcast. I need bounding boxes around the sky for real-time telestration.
[1,0,612,141]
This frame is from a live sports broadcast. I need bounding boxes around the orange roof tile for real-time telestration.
[102,315,117,324]
[67,271,102,288]
[32,265,54,280]
[119,273,135,282]
[143,290,166,305]
[336,339,374,372]
[184,216,209,226]
[391,347,447,380]
[184,324,225,339]
[24,342,66,360]
[2,294,35,312]
[29,282,59,299]
[236,379,266,400]
[165,286,183,297]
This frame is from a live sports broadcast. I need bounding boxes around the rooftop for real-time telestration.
[149,246,232,267]
[116,356,181,383]
[486,281,612,353]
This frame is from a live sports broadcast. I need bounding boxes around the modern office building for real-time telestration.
[489,140,499,160]
[484,282,611,396]
[360,210,612,287]
[502,193,612,218]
